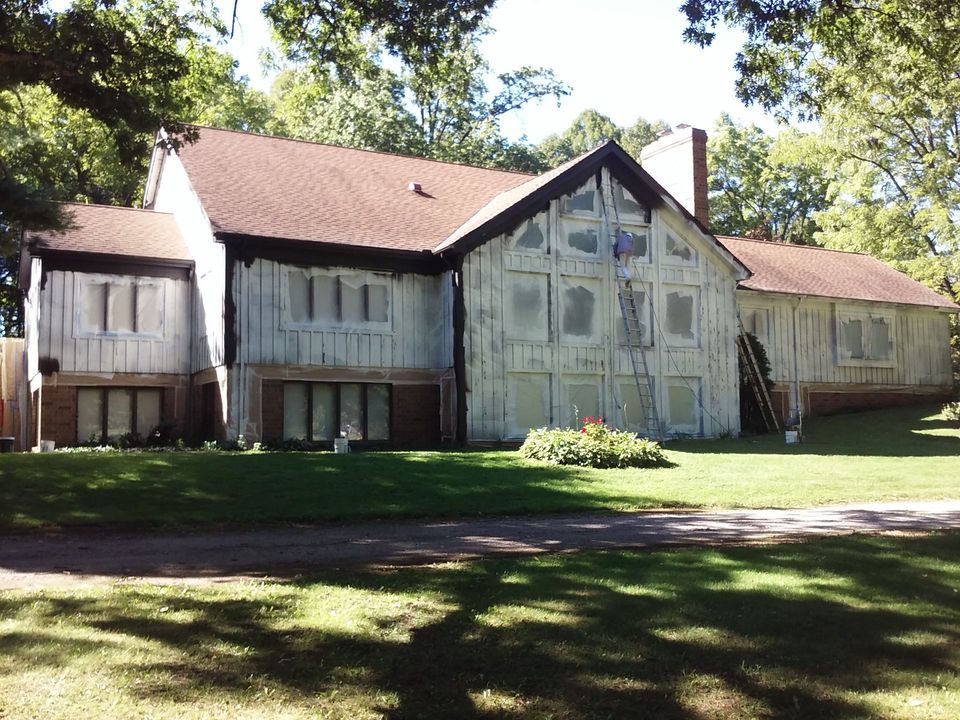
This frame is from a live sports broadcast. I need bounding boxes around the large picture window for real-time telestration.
[77,387,162,442]
[283,382,391,441]
[286,270,391,328]
[78,277,163,336]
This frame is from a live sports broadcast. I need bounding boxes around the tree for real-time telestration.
[682,0,959,366]
[269,28,568,172]
[708,114,830,244]
[536,110,669,167]
[263,0,495,80]
[0,34,271,335]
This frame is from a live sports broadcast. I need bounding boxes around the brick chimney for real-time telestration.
[639,124,709,228]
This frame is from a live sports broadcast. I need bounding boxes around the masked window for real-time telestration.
[505,272,549,342]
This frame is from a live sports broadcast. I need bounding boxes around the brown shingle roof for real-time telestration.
[26,203,191,262]
[174,126,533,253]
[434,144,610,253]
[718,235,958,310]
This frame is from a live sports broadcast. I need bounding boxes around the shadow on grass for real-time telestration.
[3,533,958,718]
[671,403,960,458]
[0,450,697,531]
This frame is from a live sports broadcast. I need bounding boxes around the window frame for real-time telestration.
[283,268,393,331]
[835,308,897,368]
[282,381,392,442]
[76,386,163,443]
[75,274,166,339]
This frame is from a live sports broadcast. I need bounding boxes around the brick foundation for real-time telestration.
[805,389,953,417]
[392,384,440,447]
[40,385,77,448]
[768,383,952,421]
[261,379,284,443]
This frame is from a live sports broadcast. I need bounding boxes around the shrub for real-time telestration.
[519,416,668,469]
[943,401,960,424]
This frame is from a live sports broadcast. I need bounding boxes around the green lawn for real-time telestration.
[2,533,959,719]
[1,404,957,531]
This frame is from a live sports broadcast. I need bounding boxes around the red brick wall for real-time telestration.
[807,389,953,417]
[392,384,440,447]
[40,385,77,448]
[261,379,284,442]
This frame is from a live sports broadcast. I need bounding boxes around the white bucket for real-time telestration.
[785,430,800,444]
[333,438,350,454]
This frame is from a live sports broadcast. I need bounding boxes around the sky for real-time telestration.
[219,0,784,143]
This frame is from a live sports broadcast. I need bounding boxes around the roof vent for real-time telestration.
[408,181,423,193]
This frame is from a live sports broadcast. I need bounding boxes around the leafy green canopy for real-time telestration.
[708,114,829,245]
[267,26,569,172]
[536,109,669,168]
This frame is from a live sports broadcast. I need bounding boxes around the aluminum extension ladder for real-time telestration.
[600,175,665,442]
[735,313,781,433]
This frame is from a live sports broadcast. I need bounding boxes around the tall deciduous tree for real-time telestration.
[708,114,829,244]
[269,28,568,172]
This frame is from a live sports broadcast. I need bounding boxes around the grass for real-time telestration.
[1,532,959,719]
[1,404,957,531]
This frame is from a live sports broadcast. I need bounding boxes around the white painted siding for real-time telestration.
[738,292,953,388]
[233,258,452,370]
[24,257,42,382]
[37,270,191,375]
[151,152,225,371]
[463,167,743,440]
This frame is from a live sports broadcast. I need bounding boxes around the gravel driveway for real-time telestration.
[2,500,958,590]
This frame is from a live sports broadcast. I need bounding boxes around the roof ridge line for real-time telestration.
[179,124,537,178]
[717,235,870,258]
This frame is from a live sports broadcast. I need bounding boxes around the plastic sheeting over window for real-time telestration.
[617,380,650,433]
[664,232,696,265]
[78,276,165,337]
[76,387,161,442]
[286,269,391,328]
[507,213,547,252]
[506,272,549,342]
[77,388,103,442]
[283,383,309,440]
[561,178,597,215]
[666,379,700,434]
[311,383,336,440]
[560,217,600,256]
[340,383,363,440]
[740,307,769,343]
[837,312,895,364]
[284,382,391,441]
[614,183,650,222]
[562,279,600,343]
[508,373,550,437]
[664,287,698,345]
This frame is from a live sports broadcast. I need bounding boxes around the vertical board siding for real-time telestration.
[463,166,743,439]
[741,293,953,387]
[235,258,449,371]
[38,270,191,375]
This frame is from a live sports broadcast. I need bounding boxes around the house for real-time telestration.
[717,235,957,419]
[16,125,958,449]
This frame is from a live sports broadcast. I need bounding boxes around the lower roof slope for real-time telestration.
[717,235,958,311]
[24,203,191,263]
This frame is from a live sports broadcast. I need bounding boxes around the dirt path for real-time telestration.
[2,500,959,590]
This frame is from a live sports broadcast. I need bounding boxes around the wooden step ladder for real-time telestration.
[736,314,780,433]
[600,173,664,442]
